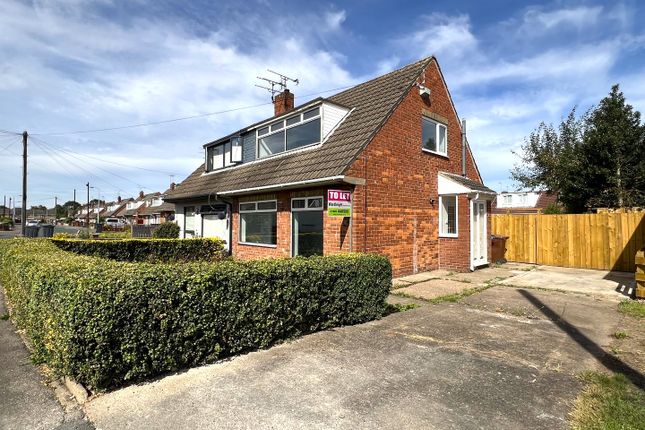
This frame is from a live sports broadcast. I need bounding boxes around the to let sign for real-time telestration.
[327,189,352,217]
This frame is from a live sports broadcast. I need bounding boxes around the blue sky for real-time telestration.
[1,0,644,206]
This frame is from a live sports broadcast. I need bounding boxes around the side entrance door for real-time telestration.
[201,204,230,251]
[471,200,488,267]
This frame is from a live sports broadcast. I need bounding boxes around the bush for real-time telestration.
[0,239,390,390]
[153,222,180,239]
[51,238,224,263]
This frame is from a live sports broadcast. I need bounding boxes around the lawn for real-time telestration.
[618,300,645,319]
[570,372,645,430]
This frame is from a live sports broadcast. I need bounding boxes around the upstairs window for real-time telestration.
[206,138,242,172]
[422,117,447,156]
[257,107,321,159]
[502,194,512,205]
[439,195,457,237]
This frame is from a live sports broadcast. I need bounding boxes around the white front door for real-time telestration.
[202,212,230,251]
[471,200,488,267]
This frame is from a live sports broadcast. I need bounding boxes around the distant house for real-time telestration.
[492,191,558,214]
[104,197,130,219]
[166,56,496,275]
[139,186,176,225]
[123,192,149,225]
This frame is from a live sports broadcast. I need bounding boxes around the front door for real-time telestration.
[472,200,488,267]
[201,204,230,251]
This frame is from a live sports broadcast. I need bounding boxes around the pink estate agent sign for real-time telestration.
[327,190,351,217]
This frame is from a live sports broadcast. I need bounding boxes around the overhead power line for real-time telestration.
[28,84,354,136]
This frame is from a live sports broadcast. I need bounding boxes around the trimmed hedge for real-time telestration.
[0,239,391,390]
[51,238,225,262]
[152,222,180,239]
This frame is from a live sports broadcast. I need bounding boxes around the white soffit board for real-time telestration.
[438,173,470,195]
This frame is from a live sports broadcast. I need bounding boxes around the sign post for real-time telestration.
[327,189,351,217]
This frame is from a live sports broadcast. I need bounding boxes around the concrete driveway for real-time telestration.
[84,276,642,429]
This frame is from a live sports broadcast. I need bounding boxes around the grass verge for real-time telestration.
[618,300,645,319]
[570,371,645,430]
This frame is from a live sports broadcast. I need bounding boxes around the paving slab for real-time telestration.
[83,286,633,430]
[499,265,635,300]
[395,271,441,284]
[392,278,479,301]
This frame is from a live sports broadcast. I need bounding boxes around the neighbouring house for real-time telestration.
[123,191,149,225]
[492,191,558,214]
[165,56,496,275]
[104,197,130,219]
[139,186,176,225]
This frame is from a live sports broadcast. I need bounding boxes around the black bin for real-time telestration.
[40,224,55,237]
[95,223,103,233]
[24,226,39,238]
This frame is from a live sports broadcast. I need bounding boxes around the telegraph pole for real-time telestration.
[21,131,28,236]
[54,196,58,221]
[86,182,90,236]
[2,195,5,217]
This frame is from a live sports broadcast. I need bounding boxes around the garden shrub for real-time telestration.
[152,222,180,239]
[0,239,391,390]
[51,237,225,262]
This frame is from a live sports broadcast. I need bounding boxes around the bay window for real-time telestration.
[239,200,277,246]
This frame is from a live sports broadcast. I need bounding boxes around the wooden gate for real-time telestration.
[491,212,645,272]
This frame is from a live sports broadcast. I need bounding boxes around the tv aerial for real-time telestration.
[255,69,299,101]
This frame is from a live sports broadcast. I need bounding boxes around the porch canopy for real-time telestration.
[437,172,496,198]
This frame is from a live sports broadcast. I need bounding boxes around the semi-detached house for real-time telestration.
[165,56,496,276]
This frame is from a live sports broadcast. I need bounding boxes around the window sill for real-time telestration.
[238,241,277,248]
[439,233,458,238]
[422,148,449,158]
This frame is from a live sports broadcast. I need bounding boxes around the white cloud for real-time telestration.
[325,10,346,31]
[522,6,603,30]
[399,13,478,60]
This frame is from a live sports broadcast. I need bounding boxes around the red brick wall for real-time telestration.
[345,60,485,276]
[230,187,353,260]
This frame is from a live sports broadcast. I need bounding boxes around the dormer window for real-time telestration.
[257,107,321,159]
[206,137,242,172]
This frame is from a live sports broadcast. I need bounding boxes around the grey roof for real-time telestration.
[165,57,434,201]
[440,172,496,194]
[140,201,175,216]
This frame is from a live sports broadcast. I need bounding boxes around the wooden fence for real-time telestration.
[491,212,645,272]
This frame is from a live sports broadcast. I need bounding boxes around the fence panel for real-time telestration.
[492,212,645,272]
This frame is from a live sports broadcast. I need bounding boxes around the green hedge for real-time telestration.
[0,239,390,390]
[51,238,225,262]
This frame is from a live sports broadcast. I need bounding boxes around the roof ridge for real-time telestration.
[331,56,434,100]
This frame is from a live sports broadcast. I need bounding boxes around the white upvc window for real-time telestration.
[502,194,512,206]
[439,195,458,237]
[422,117,448,156]
[256,107,322,159]
[239,200,277,246]
[291,196,324,257]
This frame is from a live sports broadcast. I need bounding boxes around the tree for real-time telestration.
[512,85,645,212]
[511,108,587,212]
[62,201,81,217]
[580,85,645,208]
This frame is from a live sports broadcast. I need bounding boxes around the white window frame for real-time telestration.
[238,199,278,247]
[422,117,448,157]
[438,195,458,238]
[256,107,322,159]
[291,196,324,257]
[291,196,324,212]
